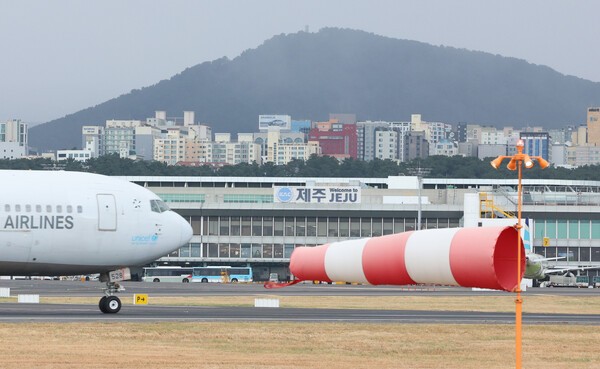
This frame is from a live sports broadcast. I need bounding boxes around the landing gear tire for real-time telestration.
[100,296,122,314]
[99,296,108,313]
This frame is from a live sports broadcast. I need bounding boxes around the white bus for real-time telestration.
[142,267,193,283]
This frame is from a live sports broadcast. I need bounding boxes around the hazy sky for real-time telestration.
[1,0,598,124]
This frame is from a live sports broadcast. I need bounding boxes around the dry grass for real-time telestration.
[0,322,598,369]
[1,293,599,368]
[7,294,598,315]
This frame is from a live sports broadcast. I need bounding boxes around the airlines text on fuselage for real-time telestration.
[3,215,75,230]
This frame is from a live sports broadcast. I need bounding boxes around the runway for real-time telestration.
[1,280,599,324]
[3,279,600,297]
[1,302,599,324]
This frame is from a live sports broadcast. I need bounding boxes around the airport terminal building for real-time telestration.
[122,175,600,281]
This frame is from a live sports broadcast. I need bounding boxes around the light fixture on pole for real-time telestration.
[490,139,549,369]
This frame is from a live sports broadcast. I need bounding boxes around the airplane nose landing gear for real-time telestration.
[98,269,129,314]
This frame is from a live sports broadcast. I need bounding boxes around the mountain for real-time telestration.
[30,28,600,152]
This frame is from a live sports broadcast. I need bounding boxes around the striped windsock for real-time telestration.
[288,226,524,292]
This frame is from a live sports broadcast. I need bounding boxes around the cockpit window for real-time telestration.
[157,200,170,212]
[150,199,170,213]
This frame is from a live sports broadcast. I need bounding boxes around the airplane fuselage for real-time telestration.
[0,170,192,276]
[524,253,546,279]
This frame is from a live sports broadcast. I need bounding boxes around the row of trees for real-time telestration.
[0,154,598,180]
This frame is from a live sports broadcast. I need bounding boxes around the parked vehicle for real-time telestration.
[547,275,577,287]
[142,267,192,283]
[575,276,589,288]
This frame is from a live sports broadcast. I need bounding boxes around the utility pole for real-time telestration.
[408,166,430,231]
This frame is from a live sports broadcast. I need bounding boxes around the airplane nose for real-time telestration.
[180,218,193,245]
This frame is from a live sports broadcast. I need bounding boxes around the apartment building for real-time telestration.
[0,119,28,159]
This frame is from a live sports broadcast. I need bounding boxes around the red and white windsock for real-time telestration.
[288,226,524,292]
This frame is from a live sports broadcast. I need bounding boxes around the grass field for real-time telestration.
[0,322,598,369]
[1,292,600,368]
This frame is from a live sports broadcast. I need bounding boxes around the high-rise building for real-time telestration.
[264,128,320,164]
[457,141,478,158]
[184,140,212,163]
[409,114,452,155]
[432,139,458,157]
[82,126,104,158]
[183,140,255,166]
[403,131,429,161]
[374,130,399,160]
[565,125,587,146]
[480,126,508,145]
[308,119,357,159]
[250,129,305,160]
[0,119,28,159]
[272,140,320,165]
[550,143,567,166]
[358,120,420,162]
[0,119,27,145]
[520,131,550,160]
[587,107,600,146]
[456,123,468,143]
[154,129,186,165]
[356,121,391,161]
[466,124,482,143]
[103,120,142,157]
[134,126,157,160]
[566,145,600,167]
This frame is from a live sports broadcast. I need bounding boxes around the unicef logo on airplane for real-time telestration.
[131,234,159,245]
[276,187,293,203]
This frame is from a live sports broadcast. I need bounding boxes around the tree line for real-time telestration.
[0,154,598,180]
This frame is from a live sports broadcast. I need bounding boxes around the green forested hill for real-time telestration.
[30,28,600,152]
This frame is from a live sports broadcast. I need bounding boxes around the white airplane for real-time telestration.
[0,170,193,313]
[525,253,598,280]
